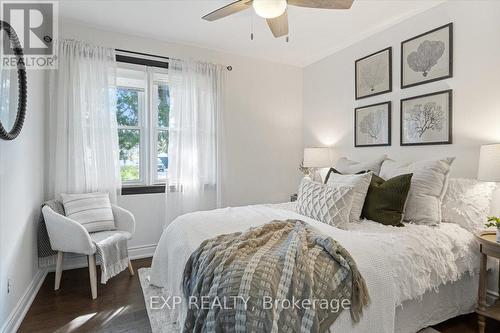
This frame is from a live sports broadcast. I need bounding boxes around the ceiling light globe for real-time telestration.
[253,0,287,19]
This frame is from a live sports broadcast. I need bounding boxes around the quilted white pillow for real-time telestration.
[296,178,354,229]
[326,172,372,223]
[379,157,455,225]
[442,178,497,233]
[334,155,387,176]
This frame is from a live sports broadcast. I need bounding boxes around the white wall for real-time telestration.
[303,1,500,178]
[59,20,304,252]
[0,71,46,331]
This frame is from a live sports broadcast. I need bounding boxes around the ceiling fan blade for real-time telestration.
[267,10,288,38]
[202,0,252,21]
[288,0,354,9]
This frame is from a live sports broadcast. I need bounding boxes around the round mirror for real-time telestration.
[0,20,27,141]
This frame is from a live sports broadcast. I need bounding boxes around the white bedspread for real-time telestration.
[149,202,479,333]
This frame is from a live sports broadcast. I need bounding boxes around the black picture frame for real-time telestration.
[400,89,453,146]
[401,23,453,89]
[355,47,392,100]
[0,20,27,141]
[354,101,392,147]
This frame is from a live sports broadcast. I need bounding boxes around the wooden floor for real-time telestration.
[19,257,500,333]
[19,258,152,333]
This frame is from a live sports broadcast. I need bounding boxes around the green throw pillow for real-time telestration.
[361,173,413,227]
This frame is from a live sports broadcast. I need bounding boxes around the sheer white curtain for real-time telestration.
[48,39,121,202]
[165,59,225,223]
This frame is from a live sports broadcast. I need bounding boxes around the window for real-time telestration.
[116,63,170,190]
[152,72,170,183]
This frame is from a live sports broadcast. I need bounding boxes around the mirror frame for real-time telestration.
[0,20,27,141]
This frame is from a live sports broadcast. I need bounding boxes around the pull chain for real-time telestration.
[250,14,254,40]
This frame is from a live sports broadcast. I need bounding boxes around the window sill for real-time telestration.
[121,185,165,195]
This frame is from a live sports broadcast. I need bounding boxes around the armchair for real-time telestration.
[42,204,136,299]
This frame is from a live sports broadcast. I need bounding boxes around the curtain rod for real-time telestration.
[115,48,232,71]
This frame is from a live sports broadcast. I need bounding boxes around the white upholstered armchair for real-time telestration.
[41,204,136,299]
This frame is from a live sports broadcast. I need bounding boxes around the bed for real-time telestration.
[148,201,481,333]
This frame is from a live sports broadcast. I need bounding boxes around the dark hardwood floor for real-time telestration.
[19,258,152,333]
[19,257,500,333]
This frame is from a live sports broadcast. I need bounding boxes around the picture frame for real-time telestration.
[355,47,392,100]
[400,89,452,146]
[401,23,453,89]
[355,101,391,147]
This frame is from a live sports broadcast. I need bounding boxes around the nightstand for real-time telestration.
[475,230,500,333]
[290,194,297,202]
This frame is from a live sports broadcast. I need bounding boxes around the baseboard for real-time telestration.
[128,243,157,260]
[1,268,48,333]
[46,243,157,273]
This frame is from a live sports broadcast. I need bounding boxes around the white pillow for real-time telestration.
[296,178,354,229]
[334,155,387,176]
[326,172,372,223]
[61,192,115,233]
[379,157,455,225]
[442,178,497,233]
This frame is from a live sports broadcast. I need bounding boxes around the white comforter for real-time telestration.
[149,203,478,333]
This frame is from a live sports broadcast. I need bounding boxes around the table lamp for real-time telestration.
[478,144,500,181]
[302,148,332,182]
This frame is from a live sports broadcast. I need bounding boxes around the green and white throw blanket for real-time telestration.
[182,219,370,333]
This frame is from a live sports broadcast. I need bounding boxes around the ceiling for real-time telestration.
[59,0,444,67]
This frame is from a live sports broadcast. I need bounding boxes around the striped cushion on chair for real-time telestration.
[60,192,116,233]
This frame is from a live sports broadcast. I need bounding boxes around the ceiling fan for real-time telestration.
[202,0,354,38]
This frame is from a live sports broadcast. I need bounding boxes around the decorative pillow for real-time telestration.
[380,157,455,225]
[334,155,387,176]
[296,178,354,229]
[326,171,372,223]
[361,174,413,226]
[324,168,369,184]
[60,192,116,233]
[442,178,497,233]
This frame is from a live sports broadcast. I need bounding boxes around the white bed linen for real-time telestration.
[394,273,477,333]
[149,202,479,333]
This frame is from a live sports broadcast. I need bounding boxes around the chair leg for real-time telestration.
[88,254,97,300]
[128,259,134,276]
[54,251,64,290]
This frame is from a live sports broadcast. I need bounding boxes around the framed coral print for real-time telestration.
[400,90,452,146]
[401,23,453,89]
[355,47,392,100]
[355,101,391,147]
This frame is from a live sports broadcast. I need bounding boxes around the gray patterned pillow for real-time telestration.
[296,178,354,229]
[61,192,116,233]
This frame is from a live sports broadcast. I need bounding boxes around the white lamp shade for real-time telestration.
[253,0,287,18]
[303,148,332,168]
[478,144,500,181]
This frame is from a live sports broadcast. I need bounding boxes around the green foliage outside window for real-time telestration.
[120,165,139,181]
[116,83,170,182]
[157,84,170,128]
[117,88,140,162]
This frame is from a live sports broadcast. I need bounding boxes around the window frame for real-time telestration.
[149,69,170,185]
[116,54,170,195]
[116,83,146,186]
